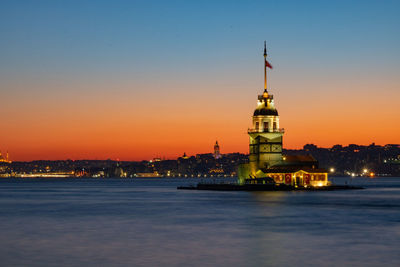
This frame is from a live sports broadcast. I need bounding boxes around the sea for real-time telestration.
[0,177,399,267]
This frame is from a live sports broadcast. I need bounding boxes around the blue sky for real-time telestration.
[2,0,399,77]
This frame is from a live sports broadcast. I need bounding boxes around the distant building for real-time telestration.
[0,151,11,164]
[181,152,189,160]
[114,162,126,177]
[238,43,328,187]
[213,141,221,159]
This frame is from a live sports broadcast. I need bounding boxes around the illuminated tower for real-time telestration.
[248,42,284,177]
[214,141,221,159]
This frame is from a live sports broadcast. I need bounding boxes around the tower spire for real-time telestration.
[264,41,267,91]
[264,41,267,56]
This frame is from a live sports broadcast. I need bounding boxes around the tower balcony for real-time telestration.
[248,128,285,134]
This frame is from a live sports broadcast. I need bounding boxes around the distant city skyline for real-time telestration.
[1,0,400,161]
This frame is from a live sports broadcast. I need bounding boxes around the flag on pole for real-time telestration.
[265,60,273,69]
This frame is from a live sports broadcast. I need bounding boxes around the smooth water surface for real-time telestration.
[0,177,399,267]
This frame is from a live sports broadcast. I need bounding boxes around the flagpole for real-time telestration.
[264,41,267,90]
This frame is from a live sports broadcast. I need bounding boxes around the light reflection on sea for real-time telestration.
[0,177,399,267]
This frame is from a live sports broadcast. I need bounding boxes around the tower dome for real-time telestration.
[253,89,278,116]
[253,107,278,116]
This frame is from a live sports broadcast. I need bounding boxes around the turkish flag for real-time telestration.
[285,174,291,184]
[266,60,273,69]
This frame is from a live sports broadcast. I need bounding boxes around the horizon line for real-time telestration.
[5,142,399,163]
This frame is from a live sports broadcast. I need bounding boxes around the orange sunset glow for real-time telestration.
[3,70,399,161]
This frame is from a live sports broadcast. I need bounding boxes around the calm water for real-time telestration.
[0,177,399,267]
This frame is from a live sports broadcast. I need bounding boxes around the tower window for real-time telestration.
[273,122,277,130]
[255,122,259,130]
[264,122,268,131]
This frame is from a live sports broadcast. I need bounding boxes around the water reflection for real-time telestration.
[0,178,399,266]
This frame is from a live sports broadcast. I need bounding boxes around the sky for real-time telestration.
[1,0,399,161]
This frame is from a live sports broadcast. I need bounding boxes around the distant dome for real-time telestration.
[253,108,278,116]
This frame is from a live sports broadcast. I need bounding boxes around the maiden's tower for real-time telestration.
[238,42,329,188]
[177,43,361,191]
